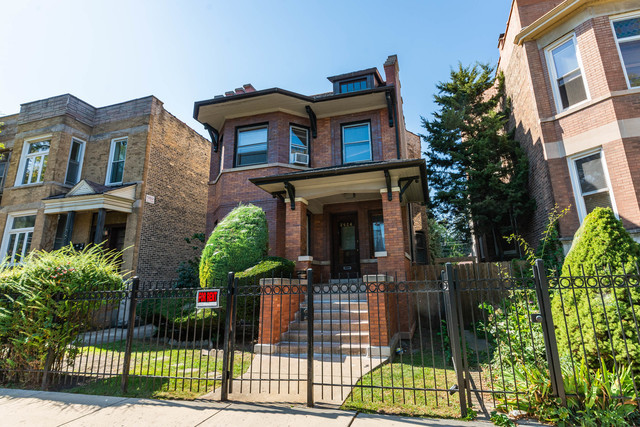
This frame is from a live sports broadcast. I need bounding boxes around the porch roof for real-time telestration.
[250,159,429,213]
[42,180,136,214]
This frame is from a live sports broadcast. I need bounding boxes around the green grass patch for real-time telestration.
[65,340,252,400]
[342,353,461,419]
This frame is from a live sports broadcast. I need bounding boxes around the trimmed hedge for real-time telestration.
[235,256,296,284]
[199,204,269,288]
[553,207,640,370]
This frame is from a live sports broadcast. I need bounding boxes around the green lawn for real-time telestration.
[342,353,462,419]
[65,340,252,400]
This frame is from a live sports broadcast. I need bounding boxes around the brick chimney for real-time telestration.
[243,84,256,93]
[383,55,407,159]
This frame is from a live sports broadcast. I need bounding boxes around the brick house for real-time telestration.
[193,55,428,356]
[0,94,210,281]
[497,0,640,255]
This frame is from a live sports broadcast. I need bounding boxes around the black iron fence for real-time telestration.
[1,261,639,420]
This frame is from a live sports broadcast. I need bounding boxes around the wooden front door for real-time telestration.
[331,213,360,277]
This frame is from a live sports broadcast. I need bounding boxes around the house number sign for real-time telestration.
[196,289,220,309]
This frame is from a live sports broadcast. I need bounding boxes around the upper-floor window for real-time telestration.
[342,122,372,163]
[612,14,640,88]
[568,149,616,222]
[340,78,368,93]
[1,212,36,264]
[290,125,309,165]
[106,137,127,185]
[236,125,267,167]
[0,152,10,192]
[18,137,50,185]
[546,36,588,111]
[65,138,85,186]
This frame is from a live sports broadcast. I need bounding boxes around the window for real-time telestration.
[569,150,616,222]
[370,212,385,255]
[0,152,10,191]
[290,125,309,164]
[18,138,50,185]
[65,138,85,186]
[342,122,372,163]
[106,137,127,185]
[546,36,588,111]
[236,126,267,167]
[612,15,640,88]
[340,78,368,93]
[1,213,36,264]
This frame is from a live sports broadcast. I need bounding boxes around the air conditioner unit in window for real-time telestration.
[292,153,309,165]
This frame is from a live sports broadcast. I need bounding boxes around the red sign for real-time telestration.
[196,289,220,309]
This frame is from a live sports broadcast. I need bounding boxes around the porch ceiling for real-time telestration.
[250,159,429,214]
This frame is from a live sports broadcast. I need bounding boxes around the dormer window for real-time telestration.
[340,78,368,93]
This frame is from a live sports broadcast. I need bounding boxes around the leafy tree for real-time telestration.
[421,63,533,247]
[199,204,269,287]
[175,233,205,288]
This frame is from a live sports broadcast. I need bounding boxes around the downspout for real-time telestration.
[386,90,401,160]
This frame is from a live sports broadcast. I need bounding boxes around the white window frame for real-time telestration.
[15,134,51,186]
[65,137,86,186]
[105,137,128,186]
[567,148,618,223]
[0,210,37,264]
[544,34,590,113]
[610,11,640,89]
[289,125,309,163]
[342,122,372,164]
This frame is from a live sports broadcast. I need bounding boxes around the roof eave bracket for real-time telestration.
[305,106,317,138]
[284,181,296,210]
[272,191,285,203]
[398,176,419,203]
[384,170,392,201]
[204,124,220,152]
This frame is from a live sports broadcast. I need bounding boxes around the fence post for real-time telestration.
[444,263,468,418]
[220,272,235,401]
[306,268,314,408]
[533,259,566,406]
[121,276,140,395]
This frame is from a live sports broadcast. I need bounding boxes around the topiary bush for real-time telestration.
[235,256,296,285]
[0,245,124,385]
[553,207,640,370]
[199,204,269,288]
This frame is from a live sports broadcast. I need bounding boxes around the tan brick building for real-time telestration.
[0,94,210,281]
[497,0,640,254]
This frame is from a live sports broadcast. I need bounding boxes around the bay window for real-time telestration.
[18,138,50,185]
[236,125,268,167]
[546,36,588,111]
[569,149,616,222]
[612,14,640,88]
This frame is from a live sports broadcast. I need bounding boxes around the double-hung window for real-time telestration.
[569,149,616,222]
[106,137,127,185]
[290,125,309,165]
[612,14,640,88]
[19,138,50,185]
[370,211,385,256]
[1,213,36,264]
[236,126,267,167]
[546,36,588,111]
[0,152,10,191]
[65,138,85,186]
[342,122,372,163]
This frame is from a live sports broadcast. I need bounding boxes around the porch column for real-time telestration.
[93,208,106,245]
[62,211,76,247]
[377,189,410,278]
[285,198,310,272]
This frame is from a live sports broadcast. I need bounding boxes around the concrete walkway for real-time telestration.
[0,388,492,426]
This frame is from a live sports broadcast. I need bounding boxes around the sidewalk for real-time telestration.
[0,388,492,427]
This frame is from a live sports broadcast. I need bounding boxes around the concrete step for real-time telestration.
[288,319,370,332]
[294,309,368,322]
[274,341,369,355]
[301,300,369,311]
[282,330,370,344]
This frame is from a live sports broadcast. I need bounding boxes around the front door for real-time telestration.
[331,213,360,277]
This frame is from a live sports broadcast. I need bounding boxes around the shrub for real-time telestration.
[553,207,640,371]
[0,245,124,384]
[175,233,205,288]
[235,256,296,284]
[199,204,268,287]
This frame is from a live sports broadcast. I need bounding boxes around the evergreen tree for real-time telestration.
[421,63,533,245]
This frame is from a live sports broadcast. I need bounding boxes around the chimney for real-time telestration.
[224,91,235,97]
[235,87,245,94]
[243,84,256,93]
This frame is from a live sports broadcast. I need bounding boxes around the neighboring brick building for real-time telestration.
[0,94,210,281]
[194,55,428,356]
[497,0,640,254]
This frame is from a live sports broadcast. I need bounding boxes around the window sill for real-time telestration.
[374,251,387,257]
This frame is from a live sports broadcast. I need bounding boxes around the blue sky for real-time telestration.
[0,0,511,140]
